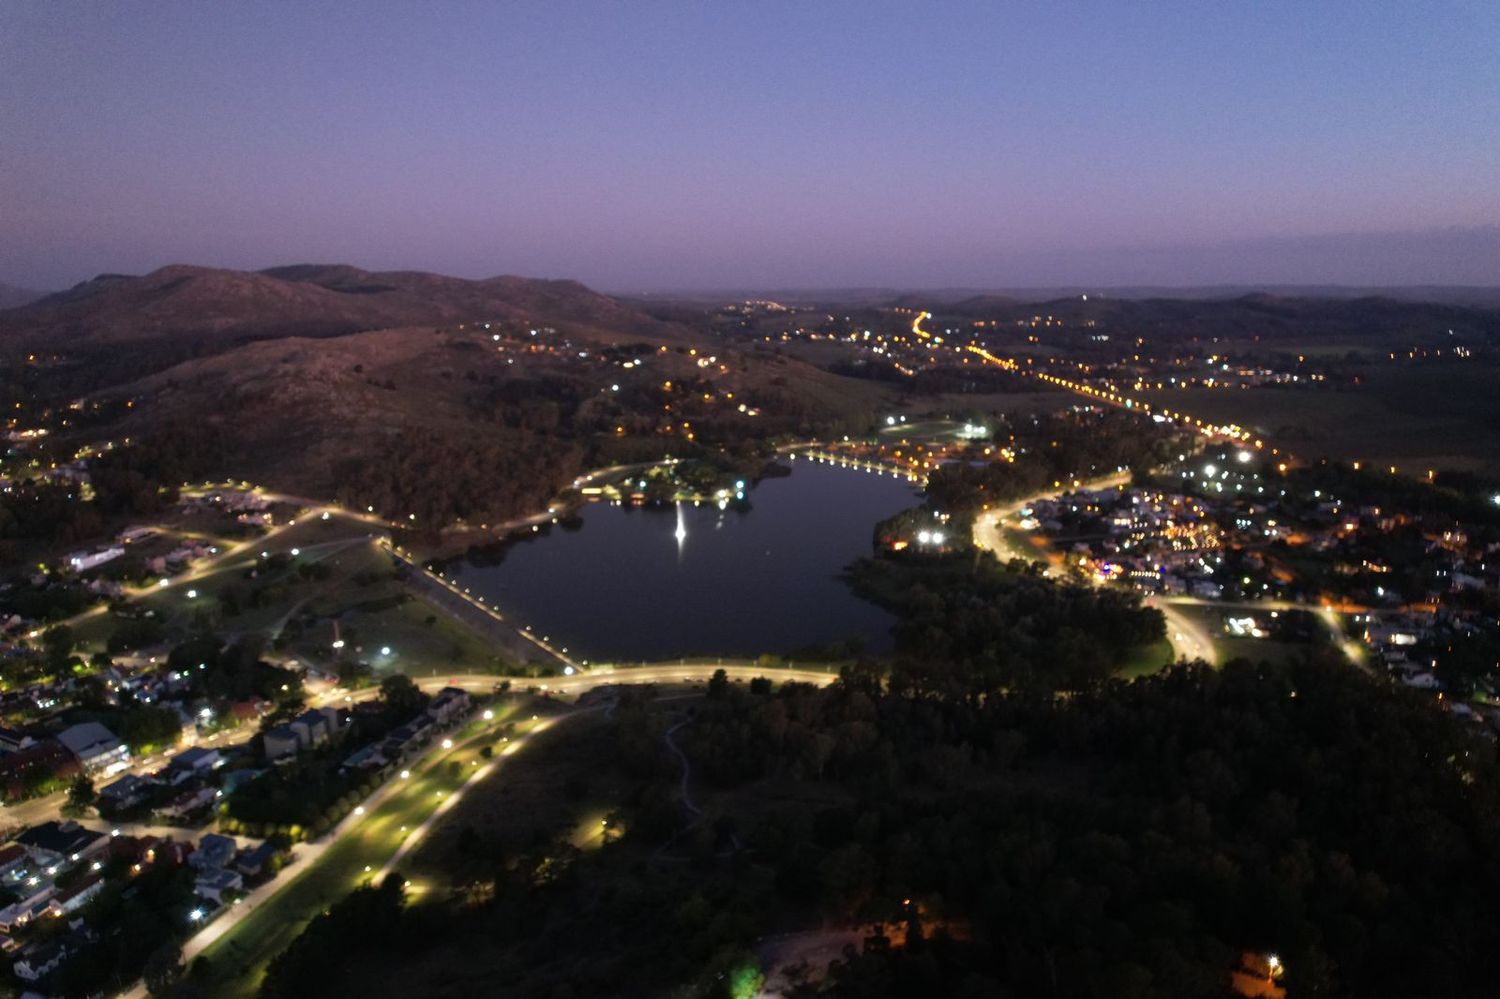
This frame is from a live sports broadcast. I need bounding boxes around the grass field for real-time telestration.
[1117,637,1176,679]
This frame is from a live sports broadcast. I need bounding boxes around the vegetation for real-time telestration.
[846,552,1166,692]
[281,655,1500,998]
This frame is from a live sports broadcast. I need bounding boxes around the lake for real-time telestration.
[446,459,923,662]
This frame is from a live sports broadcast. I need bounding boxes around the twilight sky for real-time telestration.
[2,1,1498,291]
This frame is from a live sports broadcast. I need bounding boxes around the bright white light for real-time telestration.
[332,639,345,650]
[932,532,945,545]
[189,909,204,921]
[441,738,453,749]
[1202,464,1217,477]
[380,646,391,656]
[563,665,574,675]
[186,589,197,599]
[482,709,494,720]
[917,530,932,544]
[400,769,410,779]
[354,805,365,815]
[290,547,300,556]
[1236,451,1252,464]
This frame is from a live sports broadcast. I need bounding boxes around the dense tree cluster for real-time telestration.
[335,429,587,529]
[847,553,1165,693]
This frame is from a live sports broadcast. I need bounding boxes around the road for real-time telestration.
[116,663,836,998]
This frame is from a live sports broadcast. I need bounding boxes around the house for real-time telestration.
[168,747,224,779]
[156,786,216,822]
[188,834,238,872]
[13,930,90,983]
[55,722,129,774]
[193,867,243,903]
[263,725,300,761]
[98,773,157,812]
[235,841,282,880]
[427,687,472,725]
[290,708,340,749]
[0,844,31,882]
[0,727,36,754]
[0,882,56,932]
[17,822,107,869]
[46,872,105,917]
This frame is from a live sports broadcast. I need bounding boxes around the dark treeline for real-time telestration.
[846,553,1165,692]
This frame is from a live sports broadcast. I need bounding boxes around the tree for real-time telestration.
[142,941,184,997]
[378,674,425,718]
[65,774,96,815]
[41,623,75,671]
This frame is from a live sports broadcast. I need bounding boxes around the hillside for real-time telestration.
[86,322,890,525]
[0,263,687,348]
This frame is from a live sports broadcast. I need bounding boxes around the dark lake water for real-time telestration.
[447,460,923,662]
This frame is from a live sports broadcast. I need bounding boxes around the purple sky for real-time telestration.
[2,2,1498,291]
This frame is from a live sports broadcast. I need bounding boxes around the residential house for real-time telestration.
[263,725,300,761]
[156,786,216,823]
[46,873,105,917]
[167,747,224,783]
[235,842,282,880]
[290,707,342,749]
[194,867,243,904]
[13,930,90,983]
[17,822,107,870]
[0,844,30,882]
[0,727,36,754]
[188,834,238,873]
[98,773,158,813]
[427,687,472,725]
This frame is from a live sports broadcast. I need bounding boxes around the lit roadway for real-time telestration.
[116,664,836,999]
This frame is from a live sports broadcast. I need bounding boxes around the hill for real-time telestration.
[0,263,686,348]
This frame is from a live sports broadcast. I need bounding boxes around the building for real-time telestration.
[168,746,224,780]
[0,727,36,754]
[289,709,331,749]
[98,773,158,813]
[427,687,472,725]
[55,722,129,775]
[13,930,90,983]
[188,834,238,872]
[64,547,125,573]
[263,725,300,761]
[16,821,107,869]
[235,841,282,880]
[46,873,105,917]
[193,867,243,903]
